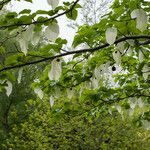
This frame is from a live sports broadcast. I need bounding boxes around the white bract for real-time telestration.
[91,77,99,89]
[137,98,144,108]
[139,50,144,63]
[34,88,44,100]
[45,23,59,41]
[49,96,54,107]
[17,25,41,55]
[117,42,124,54]
[105,27,117,45]
[23,25,34,42]
[127,47,133,56]
[94,63,110,80]
[82,43,90,49]
[142,120,150,130]
[116,105,122,114]
[79,87,84,97]
[108,108,112,115]
[129,108,134,117]
[84,81,92,89]
[0,80,5,84]
[94,67,101,79]
[142,64,150,80]
[17,25,35,55]
[47,0,59,9]
[67,88,75,99]
[34,78,40,83]
[127,39,134,46]
[4,80,12,97]
[131,9,147,32]
[17,68,23,84]
[54,88,61,98]
[48,59,62,81]
[94,65,105,79]
[18,38,28,56]
[32,32,41,45]
[112,50,121,65]
[129,98,137,109]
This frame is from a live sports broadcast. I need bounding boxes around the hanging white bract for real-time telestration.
[67,88,75,99]
[83,43,90,49]
[127,39,134,46]
[91,77,99,89]
[142,64,150,80]
[17,25,35,55]
[32,32,41,45]
[49,96,54,107]
[94,66,102,79]
[142,120,150,130]
[47,0,59,9]
[18,38,28,56]
[34,88,44,100]
[105,27,117,45]
[4,80,12,97]
[45,22,59,41]
[128,108,134,117]
[54,88,61,98]
[94,64,109,80]
[127,47,133,56]
[117,42,124,54]
[84,81,92,89]
[115,105,122,114]
[79,87,84,97]
[48,58,62,81]
[108,108,112,115]
[137,98,144,108]
[112,50,121,65]
[139,50,144,63]
[23,25,34,42]
[129,98,137,109]
[94,67,100,79]
[17,68,23,84]
[131,9,147,32]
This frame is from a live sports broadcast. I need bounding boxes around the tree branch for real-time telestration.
[0,35,150,73]
[0,0,80,29]
[0,0,11,10]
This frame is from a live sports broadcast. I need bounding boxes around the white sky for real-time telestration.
[8,0,76,46]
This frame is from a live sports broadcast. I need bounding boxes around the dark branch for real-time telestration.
[0,0,11,10]
[0,0,80,29]
[0,35,150,73]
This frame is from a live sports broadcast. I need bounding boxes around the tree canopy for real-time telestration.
[0,0,150,149]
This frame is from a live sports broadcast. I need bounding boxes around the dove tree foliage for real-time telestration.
[0,0,150,148]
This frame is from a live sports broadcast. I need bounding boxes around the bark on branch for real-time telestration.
[0,35,150,73]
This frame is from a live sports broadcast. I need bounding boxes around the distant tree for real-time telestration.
[68,0,113,29]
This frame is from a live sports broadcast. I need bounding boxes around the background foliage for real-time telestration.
[0,0,150,149]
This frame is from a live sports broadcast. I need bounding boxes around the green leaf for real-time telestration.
[74,4,82,9]
[24,0,32,3]
[37,16,48,22]
[63,2,71,6]
[19,9,31,14]
[66,9,78,20]
[35,10,49,15]
[5,12,18,19]
[17,15,32,24]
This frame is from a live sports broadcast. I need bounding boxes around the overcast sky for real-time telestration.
[8,0,76,46]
